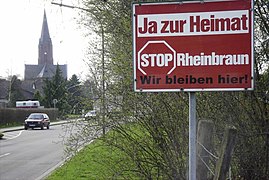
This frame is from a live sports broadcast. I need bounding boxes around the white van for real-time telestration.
[16,100,40,108]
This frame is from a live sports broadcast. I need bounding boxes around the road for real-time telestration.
[0,124,75,180]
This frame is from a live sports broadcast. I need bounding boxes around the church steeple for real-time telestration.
[38,10,53,65]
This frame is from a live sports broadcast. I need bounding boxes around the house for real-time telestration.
[0,79,9,108]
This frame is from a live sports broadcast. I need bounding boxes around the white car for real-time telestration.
[84,110,96,119]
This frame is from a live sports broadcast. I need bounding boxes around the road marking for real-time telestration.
[0,153,10,158]
[3,130,24,140]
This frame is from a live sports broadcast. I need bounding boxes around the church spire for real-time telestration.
[38,10,53,65]
[40,10,50,43]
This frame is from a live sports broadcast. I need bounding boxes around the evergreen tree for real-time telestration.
[8,75,25,107]
[33,90,44,106]
[67,74,82,114]
[43,64,69,115]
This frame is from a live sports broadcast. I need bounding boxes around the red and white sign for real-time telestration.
[133,0,254,92]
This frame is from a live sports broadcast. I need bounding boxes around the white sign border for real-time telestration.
[132,0,254,92]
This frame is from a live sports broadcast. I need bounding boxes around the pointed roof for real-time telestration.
[37,64,46,78]
[40,10,51,43]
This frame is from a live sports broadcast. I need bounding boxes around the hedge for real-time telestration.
[0,108,59,126]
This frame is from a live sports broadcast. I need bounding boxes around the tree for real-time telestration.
[196,1,269,178]
[80,78,98,111]
[33,90,44,106]
[43,64,69,115]
[67,74,82,114]
[8,75,25,107]
[77,0,189,178]
[72,0,269,179]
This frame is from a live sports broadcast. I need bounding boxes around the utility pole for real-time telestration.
[101,24,106,135]
[197,120,214,180]
[51,2,106,134]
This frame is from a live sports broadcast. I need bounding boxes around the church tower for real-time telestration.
[24,9,67,82]
[23,9,67,99]
[38,10,53,65]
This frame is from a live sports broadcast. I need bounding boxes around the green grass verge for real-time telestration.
[0,122,23,128]
[46,137,140,180]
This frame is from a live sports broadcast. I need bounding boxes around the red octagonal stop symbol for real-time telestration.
[138,41,176,75]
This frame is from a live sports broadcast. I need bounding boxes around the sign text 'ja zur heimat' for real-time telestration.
[138,11,248,36]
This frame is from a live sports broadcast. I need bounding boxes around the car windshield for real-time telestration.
[29,114,43,119]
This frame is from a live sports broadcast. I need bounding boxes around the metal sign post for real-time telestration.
[189,92,197,180]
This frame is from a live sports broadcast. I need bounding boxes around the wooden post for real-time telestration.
[197,120,214,180]
[214,126,237,180]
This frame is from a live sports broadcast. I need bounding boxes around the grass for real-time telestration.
[65,114,82,119]
[0,122,23,128]
[46,136,140,180]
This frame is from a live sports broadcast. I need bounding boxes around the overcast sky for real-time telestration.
[0,0,89,80]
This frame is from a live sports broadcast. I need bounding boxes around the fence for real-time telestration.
[197,120,237,180]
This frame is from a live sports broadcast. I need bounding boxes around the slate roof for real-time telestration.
[38,10,53,65]
[0,79,9,100]
[24,64,67,80]
[40,10,51,44]
[20,79,46,100]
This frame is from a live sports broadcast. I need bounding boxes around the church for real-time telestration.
[21,10,68,99]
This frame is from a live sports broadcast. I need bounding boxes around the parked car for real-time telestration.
[24,113,50,130]
[84,110,97,120]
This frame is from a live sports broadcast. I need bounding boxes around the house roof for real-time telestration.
[0,79,9,100]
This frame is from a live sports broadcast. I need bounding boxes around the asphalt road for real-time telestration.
[0,124,74,180]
